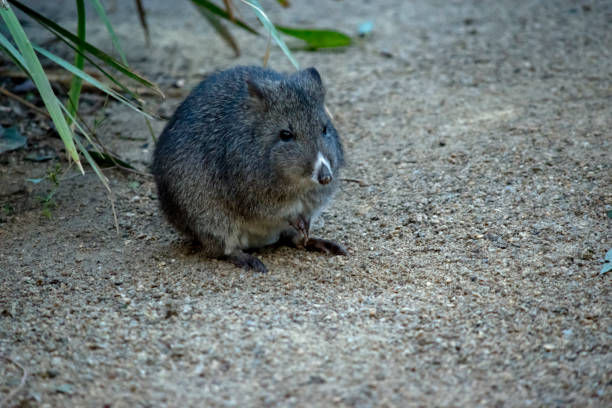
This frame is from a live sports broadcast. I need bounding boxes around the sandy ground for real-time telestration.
[1,0,611,406]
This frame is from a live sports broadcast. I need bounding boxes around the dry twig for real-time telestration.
[0,69,180,98]
[0,86,49,117]
[223,0,235,20]
[341,178,370,187]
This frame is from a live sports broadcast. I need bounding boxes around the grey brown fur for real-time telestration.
[152,66,346,272]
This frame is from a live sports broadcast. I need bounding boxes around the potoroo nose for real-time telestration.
[317,163,332,185]
[312,152,333,185]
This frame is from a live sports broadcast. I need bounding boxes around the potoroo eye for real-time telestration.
[279,129,294,142]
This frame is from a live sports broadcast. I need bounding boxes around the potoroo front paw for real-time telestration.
[305,238,347,256]
[226,251,268,273]
[288,214,310,247]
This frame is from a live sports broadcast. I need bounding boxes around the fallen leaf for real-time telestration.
[0,127,27,154]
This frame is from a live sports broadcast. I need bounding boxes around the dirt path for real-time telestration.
[1,0,610,406]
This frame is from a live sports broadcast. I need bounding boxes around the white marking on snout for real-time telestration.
[311,151,332,183]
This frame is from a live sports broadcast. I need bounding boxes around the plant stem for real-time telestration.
[67,0,85,126]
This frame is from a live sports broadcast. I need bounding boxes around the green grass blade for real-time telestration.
[67,0,85,125]
[59,100,103,157]
[193,3,240,56]
[0,4,83,172]
[190,0,258,35]
[239,0,299,69]
[275,25,351,49]
[60,102,133,180]
[72,132,110,192]
[8,0,163,98]
[88,0,127,65]
[50,35,149,106]
[33,44,154,119]
[0,30,29,73]
[5,2,151,107]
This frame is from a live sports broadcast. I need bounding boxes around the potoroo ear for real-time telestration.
[299,67,326,99]
[246,78,272,111]
[304,67,322,86]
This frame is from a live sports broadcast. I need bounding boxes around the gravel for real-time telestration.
[1,0,610,406]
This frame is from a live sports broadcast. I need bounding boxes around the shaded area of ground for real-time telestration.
[1,0,611,406]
